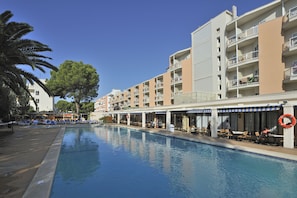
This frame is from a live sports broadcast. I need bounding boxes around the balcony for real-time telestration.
[238,26,258,39]
[227,35,236,46]
[228,75,259,90]
[283,36,297,56]
[155,95,163,101]
[227,26,258,49]
[168,62,182,71]
[155,82,163,89]
[284,65,297,82]
[237,26,258,45]
[238,50,258,63]
[283,6,297,30]
[143,98,149,103]
[227,50,258,69]
[143,87,149,93]
[134,99,139,105]
[171,76,182,84]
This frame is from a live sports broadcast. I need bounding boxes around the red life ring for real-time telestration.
[278,114,296,128]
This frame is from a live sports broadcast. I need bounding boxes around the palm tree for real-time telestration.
[0,10,58,98]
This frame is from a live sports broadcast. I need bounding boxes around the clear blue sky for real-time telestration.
[1,0,273,99]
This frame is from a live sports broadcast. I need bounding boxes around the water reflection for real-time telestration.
[93,126,297,198]
[56,128,100,181]
[52,126,297,198]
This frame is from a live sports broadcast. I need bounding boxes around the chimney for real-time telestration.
[232,5,237,19]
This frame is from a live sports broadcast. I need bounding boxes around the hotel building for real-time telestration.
[27,79,54,112]
[95,0,297,148]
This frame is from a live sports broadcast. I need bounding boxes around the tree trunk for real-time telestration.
[75,102,80,115]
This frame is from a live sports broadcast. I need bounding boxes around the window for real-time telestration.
[36,91,39,95]
[36,99,39,103]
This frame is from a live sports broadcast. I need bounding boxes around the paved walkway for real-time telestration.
[0,124,296,198]
[0,126,61,198]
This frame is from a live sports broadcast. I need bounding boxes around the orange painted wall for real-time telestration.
[149,78,156,107]
[138,83,143,107]
[130,87,135,107]
[181,55,192,93]
[163,72,171,105]
[258,17,284,94]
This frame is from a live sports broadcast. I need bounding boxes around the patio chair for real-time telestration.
[225,129,233,139]
[218,129,226,138]
[254,131,260,143]
[237,131,251,141]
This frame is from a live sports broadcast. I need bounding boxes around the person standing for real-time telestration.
[207,121,211,136]
[225,119,231,132]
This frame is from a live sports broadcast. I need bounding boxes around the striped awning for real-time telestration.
[218,105,281,113]
[155,111,166,114]
[186,109,211,114]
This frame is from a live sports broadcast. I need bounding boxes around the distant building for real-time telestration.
[95,89,121,112]
[27,79,54,112]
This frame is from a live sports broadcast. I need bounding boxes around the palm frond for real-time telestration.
[0,10,13,25]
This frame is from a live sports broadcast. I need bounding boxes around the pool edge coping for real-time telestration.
[22,127,65,198]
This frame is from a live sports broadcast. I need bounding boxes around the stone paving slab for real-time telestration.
[0,126,61,198]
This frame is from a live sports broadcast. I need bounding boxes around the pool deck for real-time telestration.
[0,124,297,198]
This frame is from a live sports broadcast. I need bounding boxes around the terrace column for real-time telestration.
[282,104,295,149]
[166,110,171,131]
[211,108,218,138]
[127,113,130,126]
[117,113,120,124]
[142,112,146,128]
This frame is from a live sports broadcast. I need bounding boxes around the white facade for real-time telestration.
[27,79,54,112]
[191,10,233,100]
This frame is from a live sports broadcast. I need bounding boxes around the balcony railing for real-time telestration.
[284,65,297,80]
[283,36,297,51]
[227,35,236,45]
[238,51,258,63]
[155,82,163,88]
[143,98,149,103]
[238,26,258,41]
[169,62,182,70]
[171,76,182,84]
[227,26,258,46]
[143,87,149,93]
[289,6,297,19]
[155,95,163,101]
[227,50,258,67]
[228,75,259,88]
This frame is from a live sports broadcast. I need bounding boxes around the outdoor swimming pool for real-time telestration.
[50,126,297,198]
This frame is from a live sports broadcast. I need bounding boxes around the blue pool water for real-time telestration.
[50,126,297,198]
